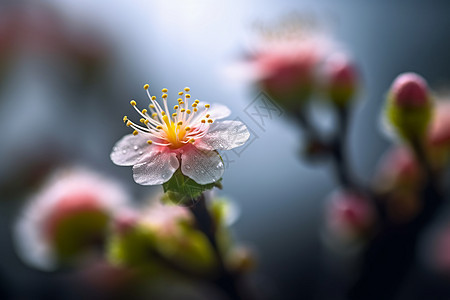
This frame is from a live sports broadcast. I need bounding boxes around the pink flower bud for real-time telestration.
[43,193,103,241]
[326,191,375,239]
[324,53,358,95]
[113,210,139,235]
[391,72,430,107]
[375,146,422,191]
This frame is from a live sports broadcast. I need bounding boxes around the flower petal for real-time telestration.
[181,146,224,185]
[110,134,153,166]
[132,150,179,185]
[195,120,250,151]
[192,103,231,124]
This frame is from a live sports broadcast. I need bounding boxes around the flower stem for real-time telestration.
[349,138,444,300]
[188,194,244,300]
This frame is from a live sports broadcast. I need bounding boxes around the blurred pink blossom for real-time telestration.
[14,167,129,270]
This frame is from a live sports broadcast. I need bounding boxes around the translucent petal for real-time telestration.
[132,150,179,185]
[195,120,250,151]
[110,134,152,166]
[192,103,231,124]
[181,146,224,185]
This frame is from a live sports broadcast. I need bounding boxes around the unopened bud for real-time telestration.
[323,53,358,106]
[385,72,433,142]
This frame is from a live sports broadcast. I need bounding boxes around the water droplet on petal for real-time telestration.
[185,165,191,169]
[133,145,139,151]
[122,150,127,154]
[139,151,143,155]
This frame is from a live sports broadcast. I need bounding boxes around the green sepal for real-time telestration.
[162,169,222,205]
[385,93,433,142]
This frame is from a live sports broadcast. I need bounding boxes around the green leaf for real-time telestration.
[162,169,222,205]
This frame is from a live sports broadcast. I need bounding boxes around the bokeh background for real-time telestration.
[1,0,450,299]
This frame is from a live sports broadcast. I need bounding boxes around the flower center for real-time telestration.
[122,85,214,149]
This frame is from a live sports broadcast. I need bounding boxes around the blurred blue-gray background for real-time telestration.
[1,0,450,299]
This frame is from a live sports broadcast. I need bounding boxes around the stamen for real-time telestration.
[123,116,128,122]
[162,88,168,93]
[130,100,136,106]
[184,87,190,92]
[205,104,210,108]
[178,92,183,96]
[147,140,153,144]
[126,121,132,127]
[173,105,179,110]
[142,109,147,114]
[144,84,149,90]
[186,109,191,114]
[140,118,145,123]
[133,130,138,135]
[185,94,191,98]
[208,119,213,123]
[206,114,210,118]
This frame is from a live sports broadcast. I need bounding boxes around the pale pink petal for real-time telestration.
[181,146,224,185]
[195,120,250,151]
[192,103,231,124]
[110,134,152,166]
[132,150,179,185]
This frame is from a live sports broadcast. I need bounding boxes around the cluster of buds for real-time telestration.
[240,17,360,112]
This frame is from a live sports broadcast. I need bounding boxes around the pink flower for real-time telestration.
[14,167,129,270]
[428,100,450,147]
[391,72,430,108]
[374,146,421,191]
[326,190,375,239]
[110,85,250,185]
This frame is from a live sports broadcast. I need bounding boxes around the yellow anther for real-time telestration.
[151,96,156,100]
[143,84,149,90]
[161,111,166,116]
[194,99,200,104]
[123,116,128,122]
[173,105,179,110]
[194,108,198,112]
[156,125,163,129]
[149,104,155,109]
[206,114,210,118]
[177,98,183,103]
[162,88,168,93]
[192,103,197,107]
[130,100,136,106]
[147,140,153,145]
[177,121,183,126]
[179,101,184,105]
[144,120,149,125]
[178,92,183,96]
[152,113,158,118]
[207,119,213,123]
[181,108,186,112]
[185,126,191,131]
[188,138,195,143]
[184,87,190,92]
[205,104,210,108]
[201,119,206,123]
[185,94,191,98]
[126,121,132,127]
[162,93,168,99]
[140,118,145,123]
[142,109,147,114]
[172,113,177,117]
[186,109,191,114]
[133,130,139,136]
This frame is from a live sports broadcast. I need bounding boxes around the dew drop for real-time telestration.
[200,170,205,174]
[122,150,127,154]
[185,165,191,169]
[139,151,143,155]
[133,145,139,151]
